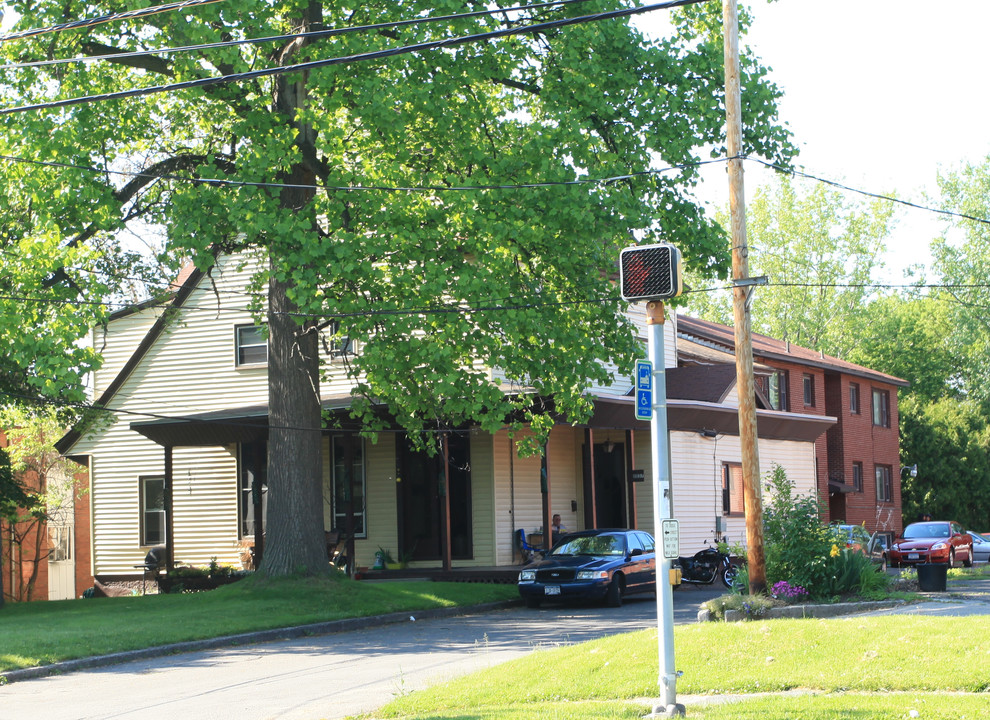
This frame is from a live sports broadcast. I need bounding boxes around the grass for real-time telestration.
[371,569,990,720]
[0,574,517,673]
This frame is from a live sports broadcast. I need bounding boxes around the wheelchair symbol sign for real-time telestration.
[635,360,652,420]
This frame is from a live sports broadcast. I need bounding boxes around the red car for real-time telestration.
[890,521,974,568]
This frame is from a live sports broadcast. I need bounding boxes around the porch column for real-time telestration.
[163,446,175,571]
[344,433,356,577]
[540,439,552,552]
[625,430,637,529]
[582,429,597,529]
[441,433,452,571]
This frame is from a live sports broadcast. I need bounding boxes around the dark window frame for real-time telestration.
[139,475,166,547]
[852,461,863,493]
[849,383,860,414]
[872,388,891,428]
[721,462,744,516]
[330,434,367,538]
[803,373,815,407]
[875,465,893,503]
[235,324,267,367]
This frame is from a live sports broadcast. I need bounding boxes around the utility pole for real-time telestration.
[723,0,767,594]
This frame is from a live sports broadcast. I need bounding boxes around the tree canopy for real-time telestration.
[685,175,894,356]
[2,0,794,575]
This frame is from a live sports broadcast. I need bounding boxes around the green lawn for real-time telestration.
[0,574,517,673]
[373,601,990,719]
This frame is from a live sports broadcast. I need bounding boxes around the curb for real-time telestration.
[0,599,522,685]
[710,598,906,622]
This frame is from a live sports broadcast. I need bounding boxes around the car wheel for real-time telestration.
[948,550,956,569]
[964,549,973,568]
[525,596,542,609]
[605,576,624,608]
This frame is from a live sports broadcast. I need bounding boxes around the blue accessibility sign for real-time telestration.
[635,359,653,420]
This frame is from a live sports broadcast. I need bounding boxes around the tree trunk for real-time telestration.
[260,262,328,577]
[256,5,328,578]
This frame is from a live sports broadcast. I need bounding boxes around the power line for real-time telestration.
[751,156,990,228]
[0,0,595,70]
[0,0,707,116]
[0,0,229,43]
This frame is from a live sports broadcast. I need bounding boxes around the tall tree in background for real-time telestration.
[686,176,893,356]
[1,1,793,576]
[931,156,990,407]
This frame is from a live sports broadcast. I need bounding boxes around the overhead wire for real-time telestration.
[0,0,597,69]
[0,0,230,43]
[0,0,708,116]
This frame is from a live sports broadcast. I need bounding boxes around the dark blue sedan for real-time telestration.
[517,529,656,608]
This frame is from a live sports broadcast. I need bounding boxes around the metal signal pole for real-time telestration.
[723,0,767,594]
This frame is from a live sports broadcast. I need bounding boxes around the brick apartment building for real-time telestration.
[677,315,908,542]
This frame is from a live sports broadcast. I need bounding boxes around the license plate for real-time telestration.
[908,553,920,560]
[544,585,561,596]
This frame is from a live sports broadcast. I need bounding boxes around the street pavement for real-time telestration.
[0,586,722,720]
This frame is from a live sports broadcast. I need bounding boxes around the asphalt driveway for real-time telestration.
[0,587,722,720]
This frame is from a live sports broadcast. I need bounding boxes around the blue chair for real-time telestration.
[515,528,544,564]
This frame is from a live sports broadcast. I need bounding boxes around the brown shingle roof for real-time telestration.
[676,314,908,387]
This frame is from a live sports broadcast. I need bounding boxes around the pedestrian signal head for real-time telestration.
[619,244,682,301]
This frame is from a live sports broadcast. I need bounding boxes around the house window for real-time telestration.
[875,465,893,502]
[722,463,744,516]
[236,325,267,366]
[49,525,72,562]
[331,435,366,537]
[239,441,267,538]
[323,321,357,361]
[803,374,815,407]
[852,462,863,492]
[140,476,166,546]
[849,383,860,414]
[764,370,789,411]
[872,388,890,428]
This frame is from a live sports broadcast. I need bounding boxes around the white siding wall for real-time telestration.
[74,253,270,575]
[92,308,164,398]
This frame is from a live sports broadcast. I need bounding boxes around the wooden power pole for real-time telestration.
[723,0,767,594]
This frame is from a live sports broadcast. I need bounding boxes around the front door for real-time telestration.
[398,434,473,562]
[594,443,626,528]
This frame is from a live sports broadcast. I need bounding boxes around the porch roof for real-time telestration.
[583,394,835,443]
[130,395,355,447]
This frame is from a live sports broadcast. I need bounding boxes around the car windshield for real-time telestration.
[903,523,950,539]
[970,531,989,543]
[551,534,626,557]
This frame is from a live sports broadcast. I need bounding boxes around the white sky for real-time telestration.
[5,1,989,279]
[639,0,990,280]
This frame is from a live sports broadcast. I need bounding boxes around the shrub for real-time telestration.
[762,464,835,594]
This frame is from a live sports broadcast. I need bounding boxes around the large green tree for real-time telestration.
[1,0,793,576]
[931,156,990,407]
[686,175,894,356]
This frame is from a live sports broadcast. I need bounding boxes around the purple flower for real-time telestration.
[771,581,809,601]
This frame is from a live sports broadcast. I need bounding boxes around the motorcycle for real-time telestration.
[674,544,740,588]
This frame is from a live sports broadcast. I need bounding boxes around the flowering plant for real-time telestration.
[771,580,809,602]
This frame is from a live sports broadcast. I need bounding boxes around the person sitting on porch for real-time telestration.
[551,514,566,544]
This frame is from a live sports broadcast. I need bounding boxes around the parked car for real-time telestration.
[889,521,974,568]
[835,524,889,571]
[517,529,656,608]
[968,531,990,563]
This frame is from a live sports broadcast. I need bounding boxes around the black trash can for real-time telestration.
[916,563,947,592]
